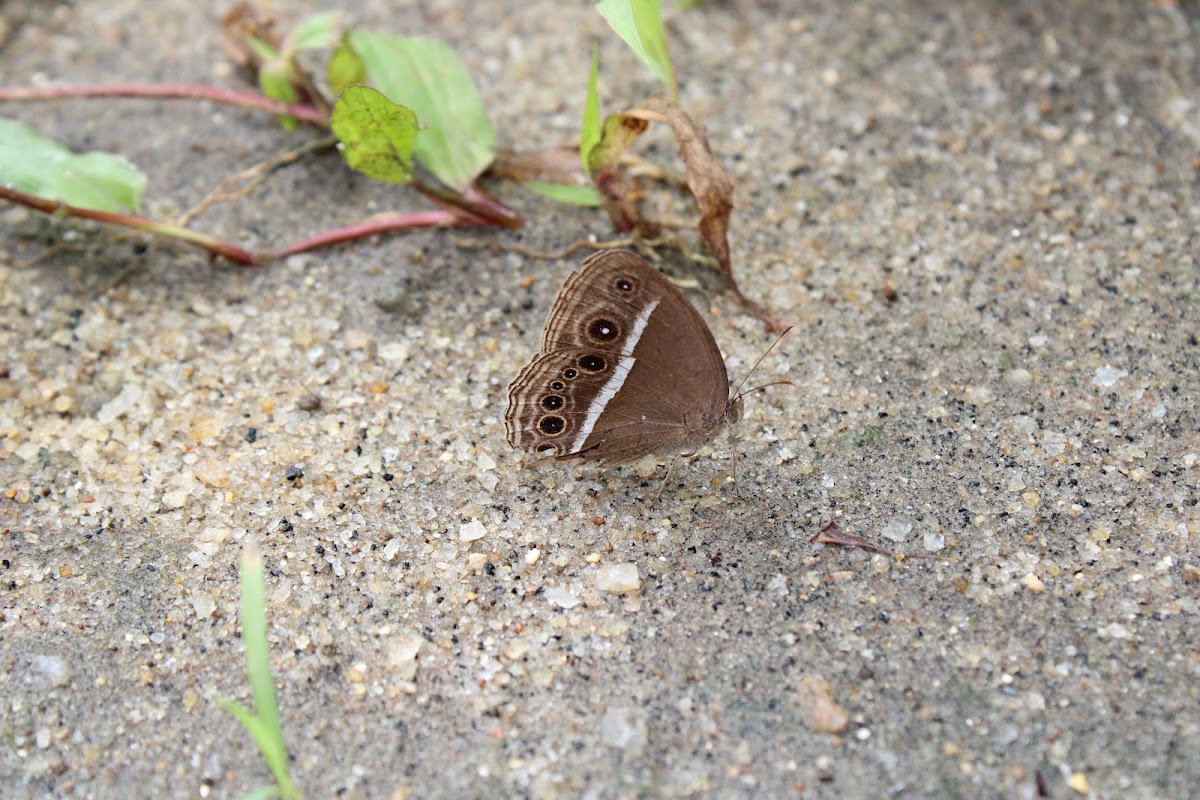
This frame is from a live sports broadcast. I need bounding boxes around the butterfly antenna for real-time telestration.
[730,325,795,402]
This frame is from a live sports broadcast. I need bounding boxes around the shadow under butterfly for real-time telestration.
[505,250,789,499]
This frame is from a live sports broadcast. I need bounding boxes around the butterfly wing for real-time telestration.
[505,251,731,465]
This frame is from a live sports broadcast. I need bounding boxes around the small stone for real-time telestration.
[97,384,142,424]
[1022,573,1046,593]
[378,342,410,363]
[596,563,640,594]
[1097,622,1130,640]
[880,519,913,543]
[188,415,223,443]
[795,676,849,734]
[599,706,649,753]
[922,533,946,552]
[191,592,216,619]
[24,655,74,689]
[1068,772,1089,794]
[544,586,580,609]
[1092,366,1128,388]
[503,639,529,660]
[964,386,995,405]
[525,548,540,565]
[459,520,487,542]
[345,662,368,683]
[1004,368,1032,387]
[387,635,423,680]
[193,458,230,488]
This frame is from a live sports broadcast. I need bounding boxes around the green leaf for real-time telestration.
[327,36,366,94]
[242,787,283,800]
[595,0,677,97]
[587,112,648,176]
[581,44,602,175]
[0,117,145,213]
[248,36,281,64]
[525,181,602,206]
[226,543,300,800]
[238,546,280,742]
[285,11,341,53]
[346,32,495,190]
[258,67,300,131]
[330,84,418,184]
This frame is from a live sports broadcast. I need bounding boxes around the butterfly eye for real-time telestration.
[578,354,606,373]
[587,318,620,343]
[540,394,565,411]
[549,380,566,391]
[562,367,579,380]
[538,415,566,435]
[536,443,558,456]
[614,277,635,292]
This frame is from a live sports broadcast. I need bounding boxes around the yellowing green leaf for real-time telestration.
[327,36,366,94]
[330,85,418,184]
[587,112,648,176]
[346,32,495,191]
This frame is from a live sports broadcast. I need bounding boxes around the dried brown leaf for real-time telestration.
[622,99,733,275]
[810,521,894,556]
[220,3,280,77]
[490,146,586,186]
[623,98,774,326]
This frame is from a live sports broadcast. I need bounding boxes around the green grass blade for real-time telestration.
[525,181,602,206]
[595,0,677,98]
[581,44,602,174]
[224,544,300,799]
[346,32,496,191]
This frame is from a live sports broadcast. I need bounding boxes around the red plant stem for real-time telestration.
[409,179,523,230]
[268,210,474,260]
[0,83,328,128]
[0,185,259,264]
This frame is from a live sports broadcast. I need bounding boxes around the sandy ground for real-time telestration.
[2,1,1198,798]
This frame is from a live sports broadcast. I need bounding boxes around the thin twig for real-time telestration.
[176,136,337,227]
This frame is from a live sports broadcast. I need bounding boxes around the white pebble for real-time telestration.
[544,586,580,609]
[599,706,649,753]
[459,520,488,542]
[880,519,913,543]
[378,342,410,363]
[596,563,640,594]
[923,533,946,552]
[1093,365,1128,388]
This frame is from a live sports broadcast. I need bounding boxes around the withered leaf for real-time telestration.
[622,100,732,261]
[490,145,586,186]
[220,3,280,77]
[810,522,895,556]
